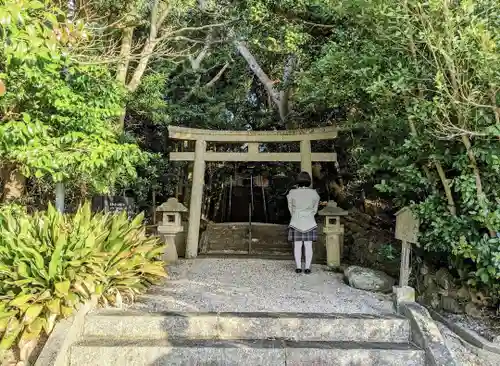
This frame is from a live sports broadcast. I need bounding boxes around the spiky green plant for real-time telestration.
[0,203,166,353]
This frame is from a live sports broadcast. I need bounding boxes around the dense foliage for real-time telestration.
[0,203,165,357]
[0,0,146,201]
[295,0,500,294]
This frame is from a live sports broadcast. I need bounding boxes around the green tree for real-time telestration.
[0,0,146,202]
[296,0,500,292]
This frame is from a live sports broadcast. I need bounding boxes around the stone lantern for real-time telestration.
[156,198,188,262]
[318,201,348,269]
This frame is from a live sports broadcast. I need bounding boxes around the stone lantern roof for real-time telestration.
[318,201,348,216]
[156,198,188,213]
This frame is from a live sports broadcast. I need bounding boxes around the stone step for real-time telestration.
[204,249,292,256]
[203,244,292,253]
[70,338,425,366]
[83,310,411,343]
[196,253,333,264]
[207,242,291,250]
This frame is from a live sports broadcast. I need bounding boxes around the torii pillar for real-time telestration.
[185,139,206,258]
[300,140,312,185]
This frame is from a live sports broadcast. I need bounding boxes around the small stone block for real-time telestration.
[393,286,415,305]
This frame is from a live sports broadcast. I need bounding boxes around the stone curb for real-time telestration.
[428,308,500,355]
[71,339,426,366]
[399,302,458,366]
[84,310,410,343]
[34,296,98,366]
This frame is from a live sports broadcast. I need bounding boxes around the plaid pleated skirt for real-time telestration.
[288,227,318,242]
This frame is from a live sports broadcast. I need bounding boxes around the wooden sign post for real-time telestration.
[395,206,420,287]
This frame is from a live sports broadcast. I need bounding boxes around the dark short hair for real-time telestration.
[296,171,312,187]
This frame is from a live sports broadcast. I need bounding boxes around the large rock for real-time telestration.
[342,210,402,277]
[435,268,455,290]
[464,302,482,318]
[344,266,396,293]
[441,296,463,314]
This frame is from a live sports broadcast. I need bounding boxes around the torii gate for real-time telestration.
[168,125,338,258]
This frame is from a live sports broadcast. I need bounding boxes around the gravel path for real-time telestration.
[132,258,395,314]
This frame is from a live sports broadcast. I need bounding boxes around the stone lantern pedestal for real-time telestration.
[318,201,348,269]
[156,198,188,262]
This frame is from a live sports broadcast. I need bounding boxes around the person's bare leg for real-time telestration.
[304,241,313,273]
[294,241,303,272]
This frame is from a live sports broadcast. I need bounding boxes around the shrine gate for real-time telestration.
[168,125,338,258]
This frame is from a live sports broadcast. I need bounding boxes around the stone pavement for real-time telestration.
[69,259,425,365]
[131,258,395,314]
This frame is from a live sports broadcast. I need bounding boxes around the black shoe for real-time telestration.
[295,268,302,273]
[304,269,311,274]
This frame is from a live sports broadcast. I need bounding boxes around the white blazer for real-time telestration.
[287,187,320,232]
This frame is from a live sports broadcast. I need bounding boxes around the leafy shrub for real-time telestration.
[297,0,500,303]
[453,234,500,295]
[411,196,500,301]
[0,0,147,195]
[0,203,166,353]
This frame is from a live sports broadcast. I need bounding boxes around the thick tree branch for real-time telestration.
[189,33,212,71]
[127,18,227,92]
[205,63,230,88]
[116,27,134,84]
[434,161,456,215]
[126,0,167,93]
[278,54,296,123]
[157,23,228,43]
[296,19,335,28]
[233,39,280,105]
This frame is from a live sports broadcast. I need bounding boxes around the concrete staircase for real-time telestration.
[69,310,425,365]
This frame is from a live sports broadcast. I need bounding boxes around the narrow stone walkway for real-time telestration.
[132,258,395,314]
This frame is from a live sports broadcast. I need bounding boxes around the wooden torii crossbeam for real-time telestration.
[167,125,338,258]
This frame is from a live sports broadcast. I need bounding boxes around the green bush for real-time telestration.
[0,203,166,353]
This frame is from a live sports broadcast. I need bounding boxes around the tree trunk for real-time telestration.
[55,182,65,213]
[461,135,496,236]
[1,164,25,202]
[127,40,158,93]
[278,55,296,126]
[234,40,280,105]
[434,161,456,215]
[115,27,134,131]
[493,89,500,142]
[118,106,127,132]
[126,0,162,93]
[461,135,484,200]
[116,27,134,85]
[491,88,499,128]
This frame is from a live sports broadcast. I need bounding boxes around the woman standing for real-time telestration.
[287,171,320,273]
